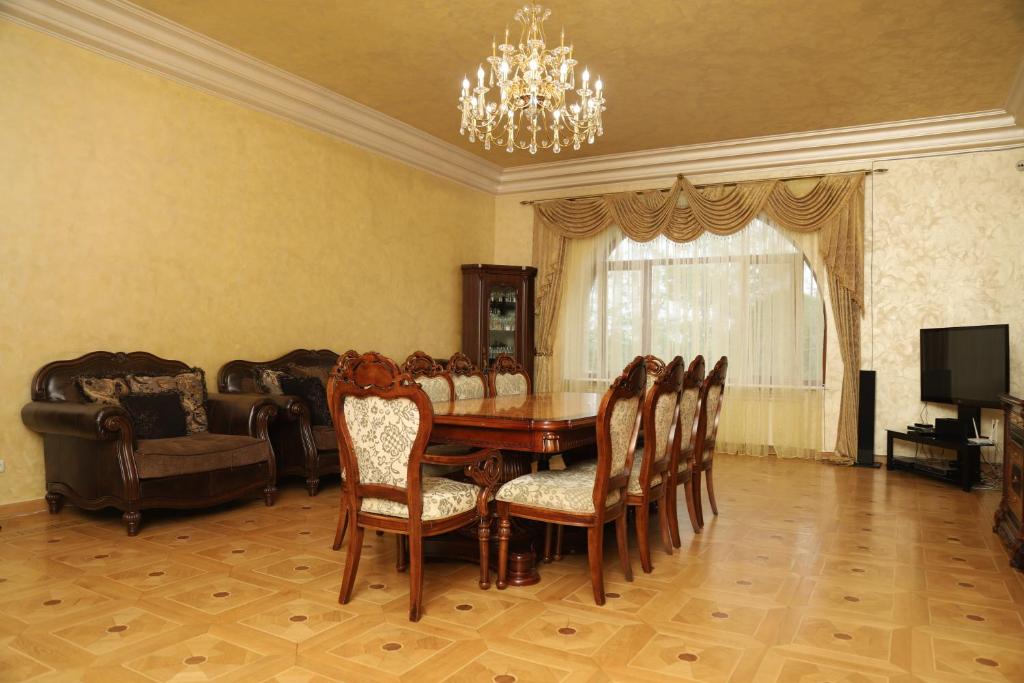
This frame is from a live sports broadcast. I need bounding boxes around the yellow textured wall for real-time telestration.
[495,149,1024,459]
[0,23,494,504]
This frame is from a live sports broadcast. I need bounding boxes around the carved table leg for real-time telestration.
[45,491,64,514]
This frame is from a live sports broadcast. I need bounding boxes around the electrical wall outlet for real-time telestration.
[1017,160,1024,172]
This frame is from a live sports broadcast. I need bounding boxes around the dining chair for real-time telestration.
[448,352,488,399]
[495,356,646,605]
[627,355,685,573]
[666,355,706,545]
[488,354,531,396]
[327,352,499,621]
[692,356,728,530]
[330,349,364,551]
[402,351,456,403]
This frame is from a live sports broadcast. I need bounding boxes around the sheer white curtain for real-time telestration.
[556,216,825,458]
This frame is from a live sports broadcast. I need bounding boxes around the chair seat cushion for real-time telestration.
[568,457,662,495]
[496,469,619,514]
[312,425,338,452]
[134,433,270,479]
[360,476,479,521]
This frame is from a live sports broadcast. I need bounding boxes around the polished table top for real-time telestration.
[432,391,602,427]
[430,392,603,454]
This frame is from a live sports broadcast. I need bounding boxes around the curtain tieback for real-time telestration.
[535,352,553,357]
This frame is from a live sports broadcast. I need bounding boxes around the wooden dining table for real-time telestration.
[427,391,603,585]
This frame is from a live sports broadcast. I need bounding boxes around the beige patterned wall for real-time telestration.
[495,148,1024,461]
[0,23,495,504]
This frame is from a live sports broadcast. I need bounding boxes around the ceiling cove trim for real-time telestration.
[2,0,1022,198]
[497,110,1024,194]
[0,0,503,193]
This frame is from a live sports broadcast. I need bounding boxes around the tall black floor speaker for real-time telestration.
[855,369,881,468]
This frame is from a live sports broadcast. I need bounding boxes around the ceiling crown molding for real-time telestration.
[3,0,1022,198]
[496,110,1024,194]
[0,0,503,193]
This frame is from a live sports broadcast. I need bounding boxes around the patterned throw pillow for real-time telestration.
[287,363,332,388]
[127,369,209,434]
[279,375,333,426]
[120,392,188,440]
[77,376,130,404]
[256,367,288,395]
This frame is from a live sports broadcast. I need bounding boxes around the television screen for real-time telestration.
[920,324,1009,408]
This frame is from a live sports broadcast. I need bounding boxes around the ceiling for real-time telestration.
[132,1,1024,168]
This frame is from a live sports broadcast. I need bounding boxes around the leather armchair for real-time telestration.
[218,349,343,495]
[22,351,279,535]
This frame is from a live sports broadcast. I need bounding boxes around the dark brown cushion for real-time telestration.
[312,425,337,452]
[280,375,332,426]
[121,392,187,440]
[134,432,270,479]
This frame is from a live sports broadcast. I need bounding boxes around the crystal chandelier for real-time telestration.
[458,4,605,155]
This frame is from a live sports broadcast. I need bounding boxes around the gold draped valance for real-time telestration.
[532,173,865,462]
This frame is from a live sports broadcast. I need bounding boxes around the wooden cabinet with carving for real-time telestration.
[995,394,1024,570]
[461,264,536,380]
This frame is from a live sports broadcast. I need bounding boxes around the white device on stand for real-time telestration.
[968,418,994,446]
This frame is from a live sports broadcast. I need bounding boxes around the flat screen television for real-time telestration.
[920,324,1009,408]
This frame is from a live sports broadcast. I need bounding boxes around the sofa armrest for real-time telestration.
[224,392,309,422]
[206,394,279,439]
[21,401,132,441]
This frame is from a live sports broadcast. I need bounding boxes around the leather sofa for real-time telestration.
[218,349,345,495]
[21,351,279,535]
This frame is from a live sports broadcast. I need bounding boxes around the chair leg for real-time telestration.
[478,511,491,590]
[408,530,424,622]
[555,524,564,560]
[657,496,673,555]
[665,481,682,548]
[706,465,719,516]
[338,517,364,604]
[615,513,633,582]
[683,478,701,534]
[395,534,408,572]
[692,469,704,529]
[543,523,554,563]
[332,505,348,550]
[635,503,652,574]
[587,525,606,605]
[496,504,511,590]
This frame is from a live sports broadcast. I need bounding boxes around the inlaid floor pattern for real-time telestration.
[2,454,1023,682]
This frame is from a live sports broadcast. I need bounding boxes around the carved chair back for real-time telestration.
[32,351,195,403]
[488,354,531,397]
[637,356,684,491]
[217,349,340,394]
[674,356,706,478]
[642,354,666,394]
[401,351,454,404]
[328,352,433,521]
[448,352,487,400]
[694,356,728,471]
[591,357,646,514]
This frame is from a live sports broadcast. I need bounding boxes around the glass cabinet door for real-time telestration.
[487,285,517,363]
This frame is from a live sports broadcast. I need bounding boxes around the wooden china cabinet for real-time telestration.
[461,264,537,379]
[995,394,1024,569]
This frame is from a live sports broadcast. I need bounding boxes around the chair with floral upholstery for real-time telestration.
[402,351,472,478]
[692,356,728,529]
[626,355,685,573]
[328,352,499,621]
[666,355,706,544]
[488,354,531,397]
[495,357,645,605]
[448,352,488,400]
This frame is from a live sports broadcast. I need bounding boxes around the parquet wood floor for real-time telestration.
[2,454,1023,682]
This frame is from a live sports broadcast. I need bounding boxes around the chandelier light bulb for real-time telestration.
[457,4,605,155]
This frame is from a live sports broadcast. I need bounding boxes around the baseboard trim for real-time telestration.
[0,497,48,519]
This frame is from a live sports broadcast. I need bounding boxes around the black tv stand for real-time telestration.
[886,429,982,491]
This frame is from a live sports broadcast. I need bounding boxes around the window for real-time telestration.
[558,217,826,457]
